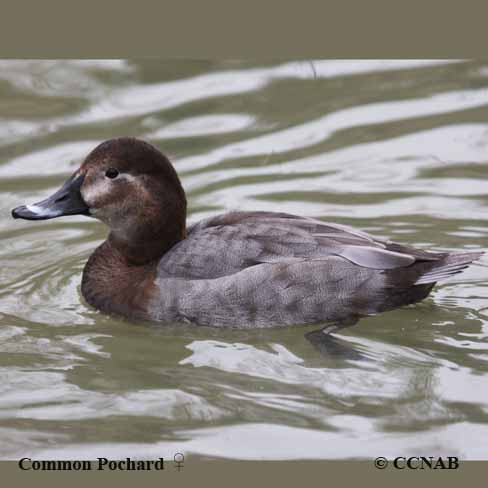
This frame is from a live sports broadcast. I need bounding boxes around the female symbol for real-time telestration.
[174,452,185,471]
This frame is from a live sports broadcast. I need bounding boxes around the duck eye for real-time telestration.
[105,168,119,179]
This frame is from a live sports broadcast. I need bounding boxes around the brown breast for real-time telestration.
[81,239,158,321]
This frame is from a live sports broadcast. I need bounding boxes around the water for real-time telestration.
[1,59,488,460]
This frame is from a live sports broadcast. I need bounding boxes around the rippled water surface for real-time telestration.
[1,60,488,460]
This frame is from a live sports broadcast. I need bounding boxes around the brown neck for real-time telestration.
[108,228,184,265]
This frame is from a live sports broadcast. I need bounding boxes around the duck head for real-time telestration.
[12,138,187,264]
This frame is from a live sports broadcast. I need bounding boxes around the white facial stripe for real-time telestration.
[84,174,144,196]
[119,174,137,182]
[119,173,149,197]
[26,204,61,218]
[81,173,147,210]
[81,179,110,204]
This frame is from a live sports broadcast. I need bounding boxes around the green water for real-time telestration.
[1,60,488,460]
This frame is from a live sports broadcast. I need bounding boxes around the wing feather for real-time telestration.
[159,211,437,279]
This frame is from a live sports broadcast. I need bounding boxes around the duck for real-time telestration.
[11,137,483,330]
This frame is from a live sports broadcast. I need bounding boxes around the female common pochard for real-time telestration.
[12,138,483,330]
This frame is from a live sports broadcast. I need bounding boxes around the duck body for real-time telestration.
[82,210,480,328]
[12,138,483,329]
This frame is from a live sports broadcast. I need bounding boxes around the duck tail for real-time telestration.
[414,251,484,285]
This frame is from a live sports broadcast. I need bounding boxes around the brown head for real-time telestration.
[12,138,187,264]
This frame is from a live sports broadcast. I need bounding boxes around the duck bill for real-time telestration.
[11,172,90,221]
